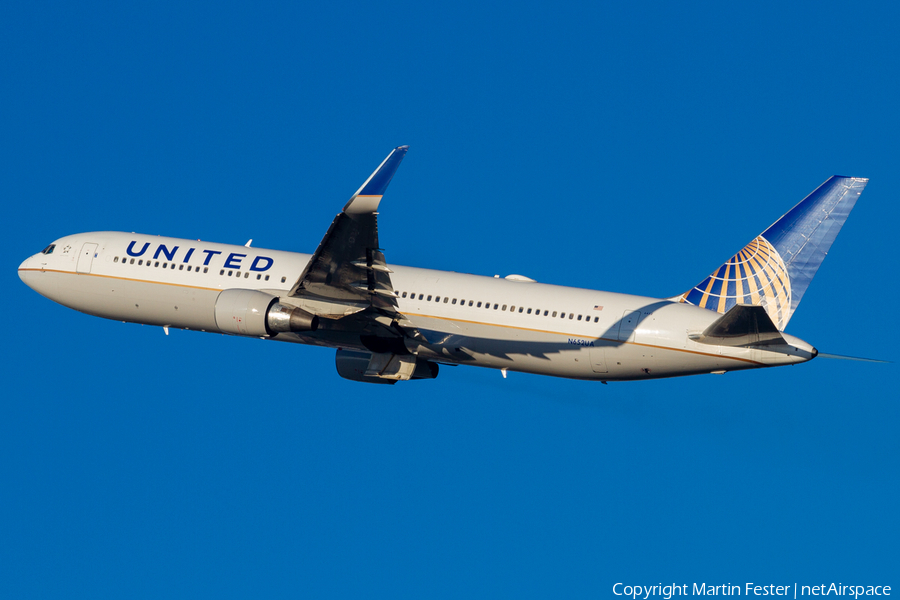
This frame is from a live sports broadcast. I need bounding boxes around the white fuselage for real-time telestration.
[18,232,817,381]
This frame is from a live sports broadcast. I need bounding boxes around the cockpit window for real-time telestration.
[41,244,56,255]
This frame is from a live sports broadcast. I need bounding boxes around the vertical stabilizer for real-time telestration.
[679,176,868,329]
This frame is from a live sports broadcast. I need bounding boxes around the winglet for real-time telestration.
[343,146,409,215]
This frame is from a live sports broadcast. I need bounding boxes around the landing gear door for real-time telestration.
[77,243,98,274]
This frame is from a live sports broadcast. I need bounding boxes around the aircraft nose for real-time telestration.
[18,257,34,287]
[18,254,61,301]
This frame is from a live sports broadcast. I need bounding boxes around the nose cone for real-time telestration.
[18,254,60,302]
[18,256,33,287]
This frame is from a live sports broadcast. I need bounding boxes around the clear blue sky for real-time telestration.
[3,1,897,597]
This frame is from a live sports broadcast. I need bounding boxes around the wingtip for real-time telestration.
[344,146,410,213]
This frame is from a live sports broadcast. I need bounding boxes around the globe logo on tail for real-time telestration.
[679,236,792,330]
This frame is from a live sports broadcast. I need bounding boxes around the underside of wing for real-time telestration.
[289,146,408,313]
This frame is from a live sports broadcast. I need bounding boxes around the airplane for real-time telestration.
[18,146,870,384]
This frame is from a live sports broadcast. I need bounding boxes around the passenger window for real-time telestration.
[443,297,449,303]
[264,274,268,280]
[527,308,532,314]
[552,311,558,317]
[114,257,119,263]
[163,263,168,268]
[205,267,209,274]
[569,314,574,320]
[244,272,249,278]
[509,305,515,311]
[419,294,424,300]
[171,264,176,269]
[543,310,549,316]
[178,264,183,270]
[154,261,159,267]
[220,269,225,275]
[577,314,582,320]
[435,296,440,302]
[468,300,473,306]
[452,298,457,304]
[502,305,507,311]
[187,266,192,271]
[138,260,143,265]
[594,316,599,323]
[130,259,135,264]
[281,277,286,283]
[477,302,482,308]
[402,292,407,298]
[427,295,432,301]
[518,307,524,313]
[228,270,233,276]
[256,274,261,280]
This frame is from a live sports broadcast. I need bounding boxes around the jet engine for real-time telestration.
[214,289,318,337]
[335,349,439,384]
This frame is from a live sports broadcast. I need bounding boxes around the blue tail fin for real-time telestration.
[679,176,868,330]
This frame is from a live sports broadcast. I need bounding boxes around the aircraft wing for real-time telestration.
[288,146,408,315]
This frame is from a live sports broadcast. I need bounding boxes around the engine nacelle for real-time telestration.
[335,349,439,384]
[215,289,319,337]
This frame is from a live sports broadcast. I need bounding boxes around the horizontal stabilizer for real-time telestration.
[694,304,785,347]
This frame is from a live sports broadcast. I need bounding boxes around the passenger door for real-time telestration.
[617,310,641,342]
[76,243,98,274]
